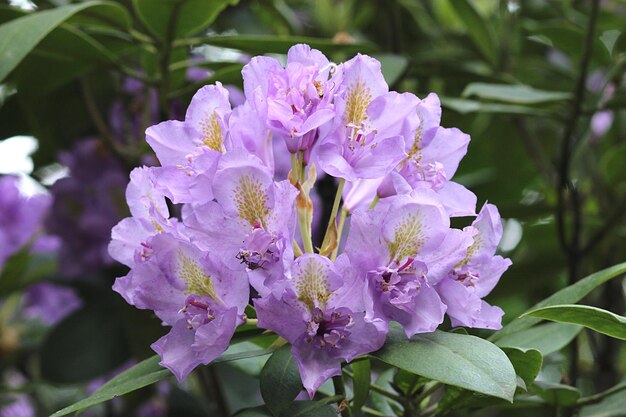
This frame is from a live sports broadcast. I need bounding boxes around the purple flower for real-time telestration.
[0,372,35,417]
[146,83,233,204]
[107,44,512,389]
[108,167,175,269]
[0,395,34,417]
[113,232,249,381]
[182,151,298,295]
[316,56,413,181]
[435,204,512,329]
[345,191,470,336]
[22,282,81,326]
[47,140,128,277]
[0,176,51,270]
[255,254,385,396]
[243,44,336,158]
[374,93,476,216]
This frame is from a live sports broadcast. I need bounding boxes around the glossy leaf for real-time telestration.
[524,305,626,341]
[49,356,169,417]
[532,381,580,406]
[491,262,626,341]
[0,1,129,83]
[495,322,582,356]
[462,83,571,104]
[500,347,542,387]
[373,327,517,401]
[350,358,371,413]
[49,348,276,416]
[260,345,302,416]
[132,0,238,39]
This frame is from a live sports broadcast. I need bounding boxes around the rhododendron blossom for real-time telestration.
[109,44,511,394]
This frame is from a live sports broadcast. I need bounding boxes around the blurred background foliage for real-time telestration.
[1,0,626,416]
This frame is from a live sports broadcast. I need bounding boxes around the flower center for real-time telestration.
[305,307,354,351]
[182,295,217,330]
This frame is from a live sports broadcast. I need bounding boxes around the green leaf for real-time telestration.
[350,359,371,414]
[491,262,626,341]
[279,400,338,417]
[441,97,549,116]
[447,0,498,67]
[49,356,170,417]
[462,83,571,104]
[500,347,542,387]
[132,0,238,39]
[524,305,626,341]
[50,348,276,417]
[495,323,581,356]
[532,381,580,406]
[375,54,408,86]
[369,369,399,415]
[0,1,129,83]
[260,345,302,416]
[193,34,376,56]
[600,30,621,57]
[233,406,274,417]
[0,249,30,295]
[580,380,626,417]
[372,328,517,401]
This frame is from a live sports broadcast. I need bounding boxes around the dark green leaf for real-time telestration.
[375,54,408,86]
[372,328,517,401]
[447,0,498,67]
[132,0,238,39]
[193,34,376,56]
[500,347,542,387]
[233,406,274,417]
[524,305,626,341]
[462,83,571,104]
[495,323,581,356]
[441,97,550,116]
[532,381,580,406]
[0,1,129,83]
[260,345,302,416]
[580,380,626,417]
[350,358,371,414]
[49,356,169,417]
[50,347,276,417]
[491,262,626,341]
[279,400,338,417]
[0,249,30,295]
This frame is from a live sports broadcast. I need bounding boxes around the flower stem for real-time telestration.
[329,179,346,225]
[293,240,303,257]
[362,407,387,417]
[331,208,348,261]
[290,153,300,183]
[343,369,403,403]
[332,375,353,417]
[368,195,380,210]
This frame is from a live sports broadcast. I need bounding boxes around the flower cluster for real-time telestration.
[0,176,52,270]
[47,139,129,278]
[109,44,511,395]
